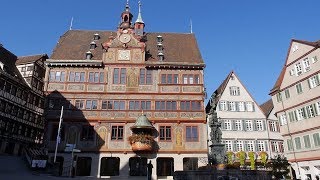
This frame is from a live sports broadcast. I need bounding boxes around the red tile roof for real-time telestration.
[16,54,48,65]
[50,30,204,66]
[260,99,273,117]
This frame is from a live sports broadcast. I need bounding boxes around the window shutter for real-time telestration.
[235,102,239,112]
[232,121,236,131]
[313,104,318,116]
[316,74,320,86]
[227,101,230,111]
[244,141,248,151]
[218,101,222,111]
[293,111,298,121]
[243,102,247,111]
[237,87,240,95]
[242,120,246,131]
[233,140,237,151]
[253,120,257,131]
[308,78,312,89]
[288,111,294,122]
[254,140,258,152]
[264,141,268,151]
[252,102,255,112]
[268,121,272,131]
[221,120,225,130]
[262,120,266,131]
[229,87,232,95]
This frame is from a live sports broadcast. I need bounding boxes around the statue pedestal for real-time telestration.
[209,144,225,165]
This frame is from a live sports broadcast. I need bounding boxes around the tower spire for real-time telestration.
[135,1,144,24]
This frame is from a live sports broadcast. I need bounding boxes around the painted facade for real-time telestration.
[44,2,207,179]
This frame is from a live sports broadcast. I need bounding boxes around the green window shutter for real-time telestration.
[293,111,298,121]
[303,107,308,119]
[308,78,312,89]
[313,104,318,116]
[316,74,320,86]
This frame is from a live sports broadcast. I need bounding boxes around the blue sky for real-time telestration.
[1,0,320,105]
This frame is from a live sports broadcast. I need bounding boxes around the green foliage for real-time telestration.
[226,151,234,165]
[248,152,256,170]
[128,134,154,145]
[236,151,246,166]
[259,151,268,167]
[269,154,290,179]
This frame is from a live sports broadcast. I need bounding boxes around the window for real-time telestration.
[88,72,104,83]
[257,141,265,151]
[228,101,236,111]
[155,101,177,111]
[129,157,147,176]
[129,101,151,110]
[271,141,279,152]
[295,62,302,76]
[219,101,227,111]
[161,74,178,84]
[157,158,174,176]
[100,157,120,176]
[186,126,198,142]
[278,142,284,153]
[224,140,233,151]
[246,102,254,112]
[229,86,240,96]
[75,100,85,109]
[81,126,94,141]
[69,72,85,82]
[245,120,253,131]
[303,58,311,72]
[49,71,66,82]
[256,120,263,131]
[27,66,33,71]
[287,139,293,151]
[101,100,125,110]
[182,74,200,84]
[296,83,303,94]
[284,89,290,99]
[111,126,123,140]
[309,75,320,89]
[183,158,198,171]
[238,102,245,111]
[139,69,153,85]
[296,108,306,121]
[311,56,318,63]
[85,100,98,110]
[279,114,287,125]
[113,68,126,84]
[180,101,201,111]
[306,105,316,118]
[313,133,320,147]
[269,121,277,132]
[224,120,232,130]
[303,135,311,148]
[236,140,244,151]
[235,120,242,131]
[276,93,282,102]
[247,141,254,152]
[159,126,171,141]
[294,137,301,150]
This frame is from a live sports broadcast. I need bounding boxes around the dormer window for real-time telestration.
[158,52,164,61]
[93,33,100,40]
[90,41,96,50]
[86,51,92,60]
[157,35,163,45]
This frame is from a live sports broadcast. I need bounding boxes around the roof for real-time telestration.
[50,30,204,66]
[270,39,320,94]
[260,99,273,117]
[0,46,28,85]
[16,54,48,65]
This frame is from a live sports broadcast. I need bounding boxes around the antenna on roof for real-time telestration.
[189,19,193,34]
[69,17,74,30]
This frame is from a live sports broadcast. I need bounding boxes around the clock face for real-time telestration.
[118,50,130,60]
[119,34,131,43]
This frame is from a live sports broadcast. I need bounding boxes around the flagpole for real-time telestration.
[54,106,64,163]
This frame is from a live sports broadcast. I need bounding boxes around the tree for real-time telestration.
[269,154,290,179]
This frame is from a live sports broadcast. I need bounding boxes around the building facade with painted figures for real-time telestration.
[44,2,207,179]
[0,46,46,155]
[206,71,284,168]
[270,39,320,180]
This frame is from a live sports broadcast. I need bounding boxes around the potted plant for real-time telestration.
[128,133,154,151]
[236,151,246,169]
[226,151,234,165]
[248,152,256,170]
[259,151,268,167]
